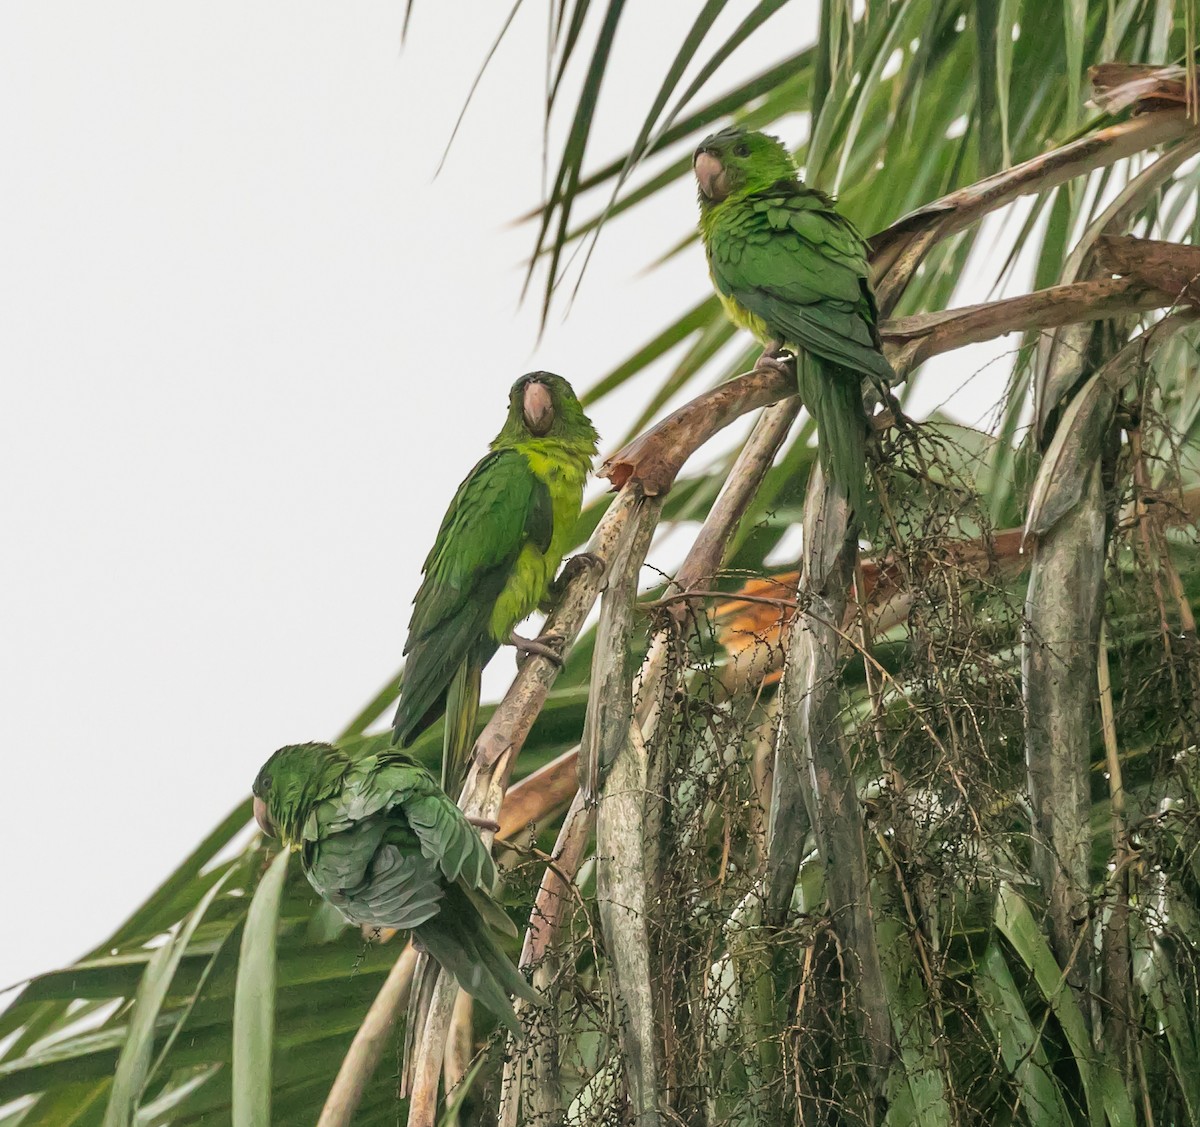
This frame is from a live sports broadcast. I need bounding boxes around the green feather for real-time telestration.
[695,127,891,530]
[252,736,542,1036]
[390,372,597,792]
[797,354,878,534]
[442,661,481,795]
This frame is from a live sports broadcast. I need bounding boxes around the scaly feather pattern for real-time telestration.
[695,127,890,530]
[251,737,540,1037]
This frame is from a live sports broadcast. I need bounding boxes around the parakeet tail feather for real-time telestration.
[799,357,878,535]
[413,915,542,1038]
[442,662,481,795]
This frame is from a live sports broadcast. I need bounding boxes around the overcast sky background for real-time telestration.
[0,2,1018,992]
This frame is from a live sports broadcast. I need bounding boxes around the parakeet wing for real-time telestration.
[398,773,498,889]
[393,448,553,744]
[390,759,519,937]
[303,816,447,931]
[709,197,893,384]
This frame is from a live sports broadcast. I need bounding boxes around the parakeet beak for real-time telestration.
[522,380,555,436]
[693,150,729,202]
[253,796,277,839]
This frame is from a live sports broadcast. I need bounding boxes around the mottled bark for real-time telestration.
[1023,456,1106,996]
[590,497,664,1126]
[774,471,892,1082]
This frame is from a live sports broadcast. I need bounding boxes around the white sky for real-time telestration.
[0,1,851,991]
[0,0,1043,997]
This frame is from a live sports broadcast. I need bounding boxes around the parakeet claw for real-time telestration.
[755,344,795,376]
[562,552,604,582]
[545,553,604,605]
[510,630,565,667]
[467,816,501,832]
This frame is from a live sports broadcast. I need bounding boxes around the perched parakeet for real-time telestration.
[251,736,539,1035]
[391,371,598,793]
[693,126,892,529]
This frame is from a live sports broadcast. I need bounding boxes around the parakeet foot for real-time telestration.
[510,630,565,667]
[754,343,795,377]
[467,816,501,832]
[547,552,605,602]
[561,552,604,582]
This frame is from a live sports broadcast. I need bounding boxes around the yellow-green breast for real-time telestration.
[488,443,589,641]
[710,267,771,344]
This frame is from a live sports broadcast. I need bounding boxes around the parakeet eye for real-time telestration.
[734,143,750,157]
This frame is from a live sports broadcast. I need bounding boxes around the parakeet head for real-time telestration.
[252,741,350,847]
[693,127,797,208]
[496,371,599,455]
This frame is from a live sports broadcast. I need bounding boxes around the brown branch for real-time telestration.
[1094,233,1200,303]
[497,784,594,1127]
[406,974,457,1123]
[666,399,802,622]
[316,945,419,1127]
[507,789,592,986]
[648,589,799,611]
[495,746,579,841]
[601,274,1195,497]
[1096,619,1134,1059]
[882,275,1181,377]
[442,992,473,1127]
[1089,64,1198,115]
[601,366,794,495]
[1024,448,1105,1000]
[870,107,1197,314]
[772,470,892,1083]
[591,499,667,1125]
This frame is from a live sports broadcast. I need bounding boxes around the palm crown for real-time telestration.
[4,7,1200,1126]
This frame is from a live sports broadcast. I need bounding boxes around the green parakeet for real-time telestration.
[693,126,891,529]
[251,736,540,1035]
[391,371,598,793]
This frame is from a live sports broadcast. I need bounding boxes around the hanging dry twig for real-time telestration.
[716,526,1030,691]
